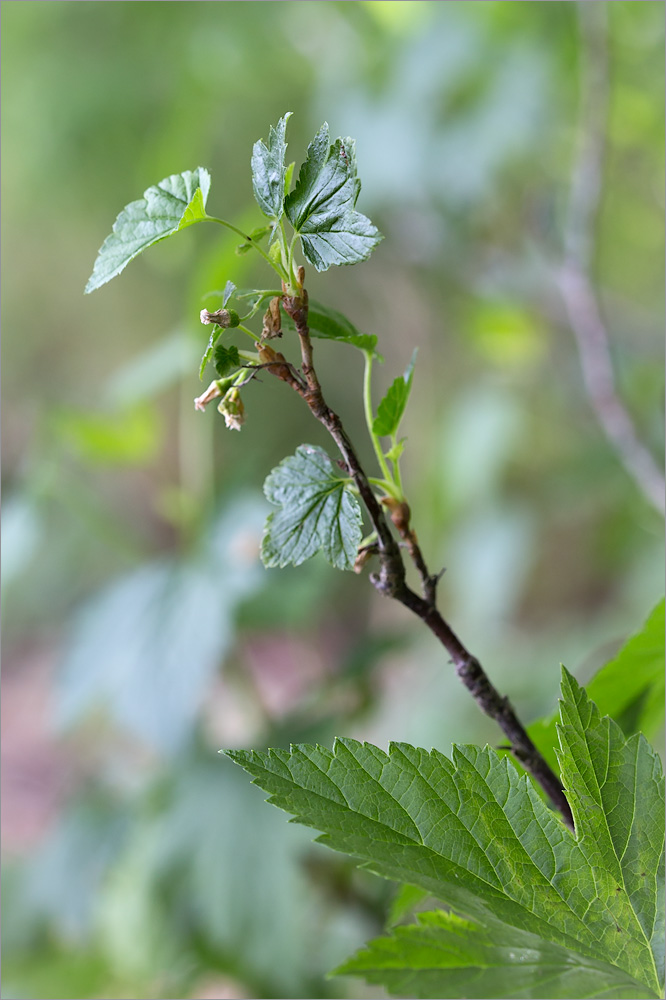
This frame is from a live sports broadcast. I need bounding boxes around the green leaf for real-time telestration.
[285,123,382,271]
[308,301,380,355]
[227,670,664,999]
[336,909,654,999]
[261,445,363,571]
[284,161,295,196]
[213,344,241,379]
[251,112,292,220]
[530,600,665,771]
[177,184,208,228]
[373,349,418,438]
[85,168,211,293]
[282,300,379,356]
[388,884,430,927]
[385,438,406,464]
[556,668,665,992]
[235,225,273,255]
[222,280,236,307]
[199,335,218,379]
[585,599,665,738]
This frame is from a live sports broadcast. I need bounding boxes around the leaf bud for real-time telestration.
[380,496,411,536]
[257,343,280,364]
[261,297,282,340]
[257,342,294,384]
[353,545,377,574]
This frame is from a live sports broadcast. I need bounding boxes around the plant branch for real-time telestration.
[278,285,574,830]
[402,527,440,607]
[559,2,665,515]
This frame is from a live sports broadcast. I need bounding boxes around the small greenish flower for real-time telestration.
[194,379,224,412]
[218,386,245,431]
[200,307,240,328]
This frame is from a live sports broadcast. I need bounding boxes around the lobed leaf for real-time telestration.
[285,123,382,271]
[213,344,241,379]
[85,168,211,293]
[583,599,665,739]
[227,670,664,999]
[556,669,665,992]
[298,211,383,273]
[251,112,292,221]
[261,445,362,571]
[336,909,654,1000]
[373,349,418,438]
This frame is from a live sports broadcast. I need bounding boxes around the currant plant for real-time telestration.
[86,115,665,1000]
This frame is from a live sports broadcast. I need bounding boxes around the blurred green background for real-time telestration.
[2,2,664,998]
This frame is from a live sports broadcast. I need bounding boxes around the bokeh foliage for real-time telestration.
[2,3,664,998]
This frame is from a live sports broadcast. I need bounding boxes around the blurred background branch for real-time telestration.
[559,1,665,515]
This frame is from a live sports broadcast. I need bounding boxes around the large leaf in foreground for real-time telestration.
[85,168,211,292]
[261,445,362,570]
[226,669,664,999]
[337,909,651,999]
[285,123,382,270]
[557,669,665,990]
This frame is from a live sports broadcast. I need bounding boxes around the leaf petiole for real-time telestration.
[235,289,284,300]
[390,434,403,494]
[237,349,261,364]
[205,215,289,281]
[368,477,402,500]
[363,350,402,498]
[237,323,260,343]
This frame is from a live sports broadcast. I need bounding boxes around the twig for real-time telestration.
[280,287,574,830]
[404,531,439,606]
[559,1,665,515]
[382,498,440,605]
